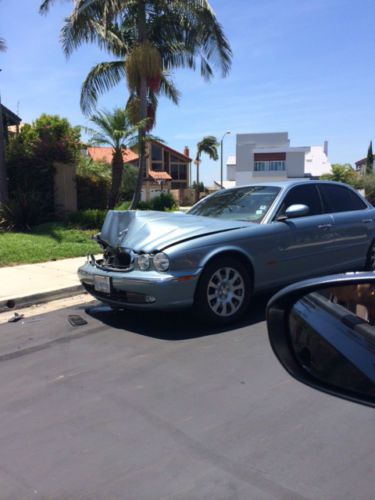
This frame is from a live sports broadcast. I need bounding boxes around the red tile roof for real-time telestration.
[148,170,172,181]
[87,147,139,165]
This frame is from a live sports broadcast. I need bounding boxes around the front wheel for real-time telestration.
[194,257,252,324]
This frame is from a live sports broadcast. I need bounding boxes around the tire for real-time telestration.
[194,256,253,324]
[365,240,375,271]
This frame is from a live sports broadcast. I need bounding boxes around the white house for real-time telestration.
[305,142,331,177]
[225,132,331,186]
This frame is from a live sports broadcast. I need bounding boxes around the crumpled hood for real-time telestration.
[99,210,250,253]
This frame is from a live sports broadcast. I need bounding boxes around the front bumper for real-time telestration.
[78,260,201,310]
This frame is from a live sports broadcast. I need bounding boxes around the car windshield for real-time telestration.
[188,186,280,223]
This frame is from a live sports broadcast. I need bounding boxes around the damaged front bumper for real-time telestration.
[78,256,200,310]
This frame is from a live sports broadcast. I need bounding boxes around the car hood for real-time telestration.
[99,210,250,253]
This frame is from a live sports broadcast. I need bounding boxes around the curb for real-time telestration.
[0,284,85,313]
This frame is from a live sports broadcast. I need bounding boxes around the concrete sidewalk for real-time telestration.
[0,256,91,312]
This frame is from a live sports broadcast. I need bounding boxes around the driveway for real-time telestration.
[0,297,374,500]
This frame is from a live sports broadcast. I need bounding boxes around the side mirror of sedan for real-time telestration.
[266,273,375,408]
[285,204,309,219]
[275,204,310,221]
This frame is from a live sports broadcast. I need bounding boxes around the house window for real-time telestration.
[151,144,163,172]
[171,165,178,179]
[151,144,162,161]
[179,165,187,180]
[164,151,170,173]
[170,162,187,181]
[254,161,286,172]
[152,162,163,171]
[254,161,266,171]
[270,161,286,171]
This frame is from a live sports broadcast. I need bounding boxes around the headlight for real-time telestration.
[137,254,151,271]
[153,252,169,272]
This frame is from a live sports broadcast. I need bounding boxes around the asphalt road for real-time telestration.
[0,297,374,500]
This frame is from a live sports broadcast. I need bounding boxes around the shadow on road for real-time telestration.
[84,293,272,341]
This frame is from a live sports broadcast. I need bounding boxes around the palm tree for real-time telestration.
[0,35,7,203]
[39,0,232,208]
[194,136,219,202]
[85,108,138,209]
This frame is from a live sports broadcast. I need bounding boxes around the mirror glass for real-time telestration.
[289,282,375,398]
[285,204,309,219]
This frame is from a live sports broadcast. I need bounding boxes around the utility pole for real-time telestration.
[220,131,231,189]
[0,90,8,204]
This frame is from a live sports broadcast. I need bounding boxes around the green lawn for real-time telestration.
[0,223,100,267]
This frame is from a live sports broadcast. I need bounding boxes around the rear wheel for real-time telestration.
[365,241,375,270]
[194,257,252,324]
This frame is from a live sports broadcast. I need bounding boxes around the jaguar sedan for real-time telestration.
[78,180,375,323]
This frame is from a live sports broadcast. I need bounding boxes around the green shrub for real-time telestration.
[115,201,131,210]
[6,114,81,220]
[76,175,110,210]
[137,200,153,210]
[150,192,177,211]
[129,193,177,211]
[77,156,111,180]
[68,209,107,229]
[120,165,138,201]
[0,189,53,230]
[364,174,375,206]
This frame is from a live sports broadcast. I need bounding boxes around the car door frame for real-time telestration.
[262,182,338,284]
[316,182,375,271]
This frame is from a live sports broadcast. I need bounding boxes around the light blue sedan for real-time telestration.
[78,180,375,324]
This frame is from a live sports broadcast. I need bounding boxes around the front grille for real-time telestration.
[101,248,133,271]
[83,283,150,304]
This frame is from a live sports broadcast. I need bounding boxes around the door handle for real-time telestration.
[318,224,332,229]
[362,219,373,223]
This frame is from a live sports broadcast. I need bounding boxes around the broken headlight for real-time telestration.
[137,254,151,271]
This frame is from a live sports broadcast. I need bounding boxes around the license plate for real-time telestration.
[94,275,111,294]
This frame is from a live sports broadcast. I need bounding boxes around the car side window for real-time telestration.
[276,184,322,218]
[318,185,367,213]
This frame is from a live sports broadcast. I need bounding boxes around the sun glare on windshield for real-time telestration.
[188,186,280,223]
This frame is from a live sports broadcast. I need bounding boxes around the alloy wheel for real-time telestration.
[207,266,245,317]
[369,243,375,270]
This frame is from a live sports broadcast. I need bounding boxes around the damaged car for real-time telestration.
[78,180,375,324]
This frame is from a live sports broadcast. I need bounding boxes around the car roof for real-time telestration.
[228,179,355,190]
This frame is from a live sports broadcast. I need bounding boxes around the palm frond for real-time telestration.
[85,108,145,150]
[159,73,180,105]
[196,135,219,161]
[80,61,125,115]
[39,0,60,14]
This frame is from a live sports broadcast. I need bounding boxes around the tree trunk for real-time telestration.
[108,148,124,209]
[0,99,8,205]
[130,0,148,210]
[195,159,200,203]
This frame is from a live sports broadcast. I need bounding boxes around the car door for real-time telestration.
[317,183,375,271]
[269,183,337,283]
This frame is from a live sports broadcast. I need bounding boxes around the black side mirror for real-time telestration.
[266,273,375,407]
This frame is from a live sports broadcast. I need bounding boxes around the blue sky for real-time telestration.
[1,0,374,185]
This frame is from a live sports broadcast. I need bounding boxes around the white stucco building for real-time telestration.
[226,132,331,186]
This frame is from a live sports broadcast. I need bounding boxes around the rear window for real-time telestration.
[318,184,367,213]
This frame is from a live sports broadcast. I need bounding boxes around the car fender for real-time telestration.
[198,245,255,279]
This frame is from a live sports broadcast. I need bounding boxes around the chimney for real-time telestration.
[183,146,190,158]
[324,140,328,156]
